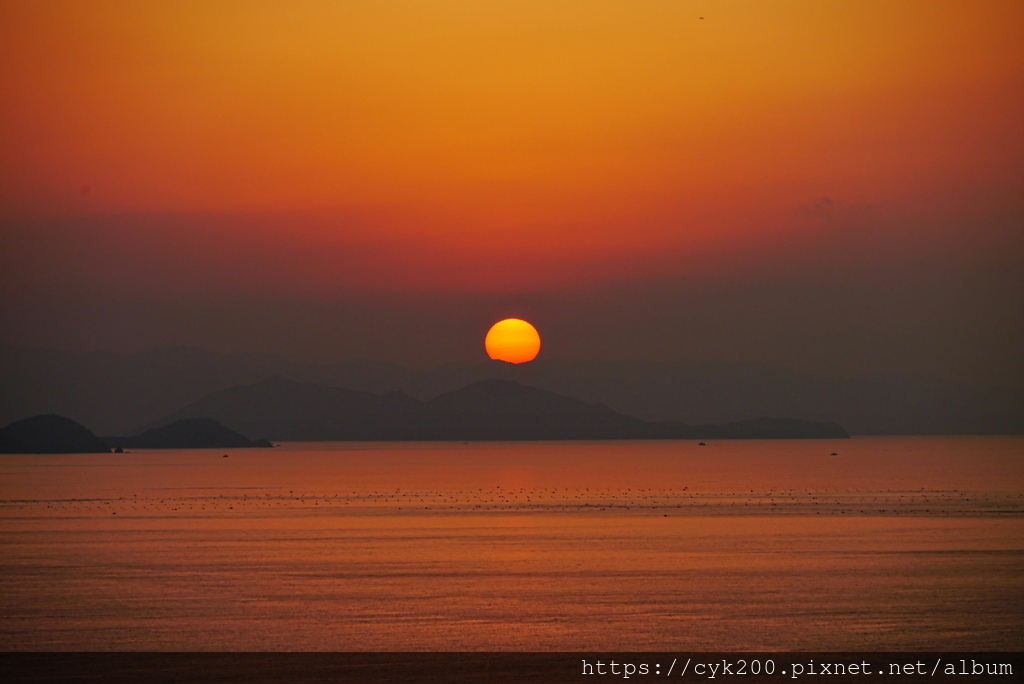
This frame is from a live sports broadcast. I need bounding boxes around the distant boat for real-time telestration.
[698,442,706,446]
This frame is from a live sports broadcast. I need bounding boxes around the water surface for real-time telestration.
[2,437,1021,650]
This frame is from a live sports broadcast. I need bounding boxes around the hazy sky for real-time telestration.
[2,1,1022,383]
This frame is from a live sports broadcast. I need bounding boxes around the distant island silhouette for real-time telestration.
[0,378,848,452]
[0,415,272,453]
[0,414,111,454]
[154,376,849,441]
[104,418,273,450]
[2,345,1018,437]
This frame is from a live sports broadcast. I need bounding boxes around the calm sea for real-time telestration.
[1,436,1021,651]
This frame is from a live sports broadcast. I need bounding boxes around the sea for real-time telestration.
[1,436,1022,652]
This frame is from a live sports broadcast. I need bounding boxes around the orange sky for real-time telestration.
[1,1,1022,377]
[4,1,1022,287]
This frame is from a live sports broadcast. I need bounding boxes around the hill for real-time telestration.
[416,379,650,440]
[1,345,1019,436]
[0,414,111,453]
[155,377,848,441]
[106,418,273,449]
[154,376,420,441]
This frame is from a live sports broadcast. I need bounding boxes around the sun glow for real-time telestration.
[485,319,541,364]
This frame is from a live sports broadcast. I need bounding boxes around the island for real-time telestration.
[105,418,274,449]
[0,414,112,454]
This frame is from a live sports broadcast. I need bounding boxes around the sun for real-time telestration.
[485,319,541,364]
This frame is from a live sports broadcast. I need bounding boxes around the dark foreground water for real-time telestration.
[1,437,1021,651]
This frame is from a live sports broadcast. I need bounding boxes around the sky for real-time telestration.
[1,1,1022,384]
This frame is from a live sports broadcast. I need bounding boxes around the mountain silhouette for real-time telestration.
[3,344,1017,435]
[153,376,421,441]
[418,379,649,440]
[154,376,848,441]
[0,414,111,453]
[106,418,273,449]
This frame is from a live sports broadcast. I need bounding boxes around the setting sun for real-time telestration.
[485,319,541,364]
